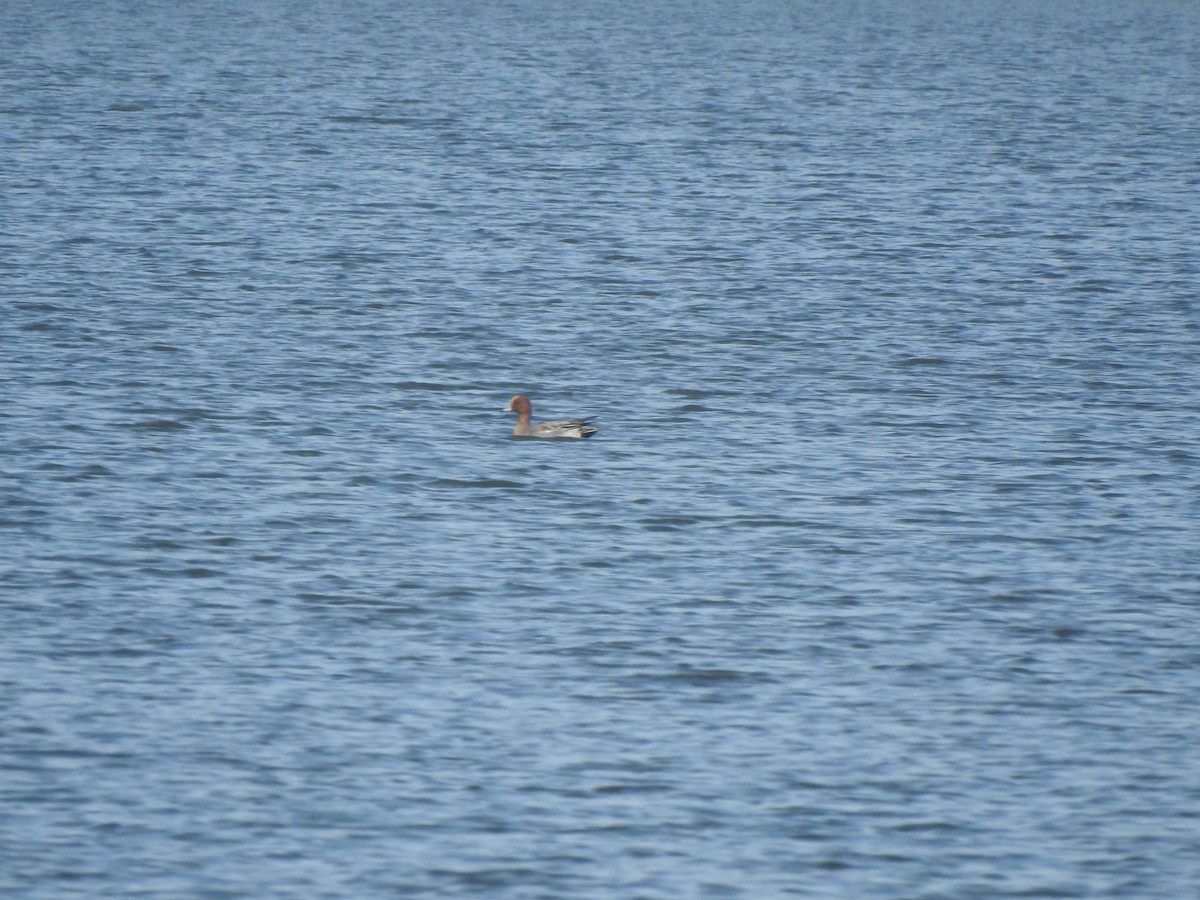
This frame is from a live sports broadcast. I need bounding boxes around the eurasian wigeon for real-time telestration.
[506,395,598,439]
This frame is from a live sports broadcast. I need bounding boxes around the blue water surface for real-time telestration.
[3,1,1199,897]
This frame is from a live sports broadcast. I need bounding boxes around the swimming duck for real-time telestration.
[506,395,598,439]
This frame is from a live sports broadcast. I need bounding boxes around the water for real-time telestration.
[3,1,1200,896]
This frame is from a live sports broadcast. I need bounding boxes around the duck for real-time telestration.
[506,395,598,439]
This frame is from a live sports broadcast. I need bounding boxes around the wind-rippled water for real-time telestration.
[3,1,1200,897]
